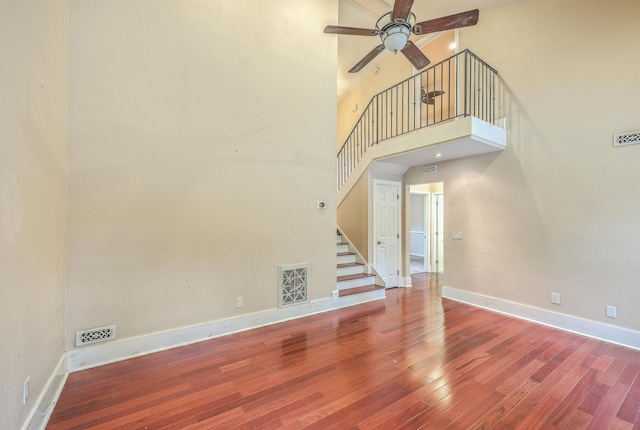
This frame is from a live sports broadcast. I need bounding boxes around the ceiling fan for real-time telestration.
[325,0,479,73]
[421,88,445,105]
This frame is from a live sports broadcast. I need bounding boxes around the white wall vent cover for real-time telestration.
[278,263,309,308]
[75,325,116,347]
[613,131,640,147]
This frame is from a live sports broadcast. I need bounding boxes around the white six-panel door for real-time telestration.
[373,180,401,288]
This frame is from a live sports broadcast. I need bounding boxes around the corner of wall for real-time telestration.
[22,354,68,430]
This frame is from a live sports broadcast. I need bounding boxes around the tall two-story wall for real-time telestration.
[405,0,640,331]
[66,0,338,352]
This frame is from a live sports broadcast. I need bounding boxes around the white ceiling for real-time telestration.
[379,136,504,167]
[333,0,527,99]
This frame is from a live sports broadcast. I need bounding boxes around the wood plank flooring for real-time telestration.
[48,273,640,429]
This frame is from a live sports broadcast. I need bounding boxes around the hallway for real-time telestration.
[410,255,425,274]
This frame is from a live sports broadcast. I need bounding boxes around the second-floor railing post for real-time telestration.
[374,94,378,145]
[463,52,468,117]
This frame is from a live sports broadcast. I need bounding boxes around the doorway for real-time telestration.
[373,179,401,288]
[409,182,444,274]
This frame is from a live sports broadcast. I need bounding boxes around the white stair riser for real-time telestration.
[336,243,349,253]
[337,254,356,265]
[337,265,365,277]
[336,288,386,306]
[337,276,376,290]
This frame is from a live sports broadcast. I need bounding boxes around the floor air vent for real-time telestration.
[76,325,116,347]
[614,131,640,147]
[278,263,309,308]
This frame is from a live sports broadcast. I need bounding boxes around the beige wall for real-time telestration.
[419,32,455,63]
[337,174,369,260]
[410,183,443,194]
[405,0,640,329]
[66,1,337,347]
[0,1,68,428]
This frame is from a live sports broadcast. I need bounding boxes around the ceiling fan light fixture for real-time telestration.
[382,28,410,52]
[376,11,415,53]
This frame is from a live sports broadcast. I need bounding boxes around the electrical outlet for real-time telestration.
[606,305,617,318]
[550,293,561,305]
[236,297,243,308]
[23,377,29,405]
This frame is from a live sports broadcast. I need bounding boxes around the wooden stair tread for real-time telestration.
[337,252,356,257]
[337,273,375,282]
[337,262,364,268]
[338,284,385,297]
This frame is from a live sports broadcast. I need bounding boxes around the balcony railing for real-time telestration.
[337,49,498,191]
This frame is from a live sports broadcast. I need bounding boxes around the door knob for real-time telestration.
[377,241,382,245]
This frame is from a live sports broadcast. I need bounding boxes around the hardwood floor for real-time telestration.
[48,273,640,429]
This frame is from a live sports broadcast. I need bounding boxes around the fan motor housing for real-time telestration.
[376,12,415,52]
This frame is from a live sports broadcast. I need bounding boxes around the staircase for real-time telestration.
[335,230,385,305]
[333,51,503,306]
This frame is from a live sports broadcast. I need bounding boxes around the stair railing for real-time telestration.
[337,49,498,191]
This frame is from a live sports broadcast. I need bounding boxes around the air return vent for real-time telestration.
[75,325,116,347]
[278,263,309,308]
[613,131,640,147]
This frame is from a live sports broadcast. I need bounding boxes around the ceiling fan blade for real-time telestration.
[413,9,479,35]
[349,45,385,73]
[324,25,380,36]
[392,0,415,22]
[401,41,431,70]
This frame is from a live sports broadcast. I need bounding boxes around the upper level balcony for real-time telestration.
[337,49,506,203]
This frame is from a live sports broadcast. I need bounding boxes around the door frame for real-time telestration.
[406,182,444,275]
[372,179,402,288]
[433,192,444,273]
[409,190,431,273]
[423,192,431,272]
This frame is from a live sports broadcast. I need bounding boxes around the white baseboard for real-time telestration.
[23,353,68,430]
[399,276,412,287]
[442,286,640,351]
[68,292,383,372]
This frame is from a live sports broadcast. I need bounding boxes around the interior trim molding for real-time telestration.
[23,353,68,430]
[442,286,640,351]
[400,276,413,287]
[67,293,373,373]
